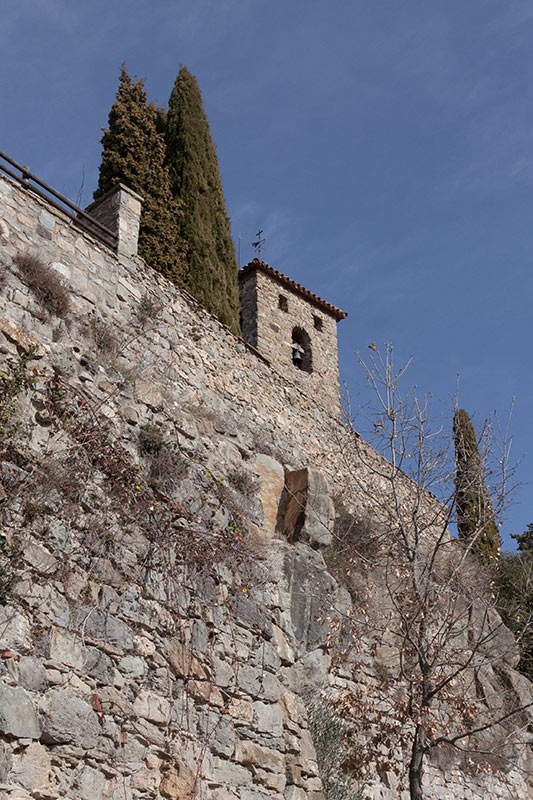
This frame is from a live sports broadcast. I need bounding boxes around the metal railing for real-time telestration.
[0,150,118,250]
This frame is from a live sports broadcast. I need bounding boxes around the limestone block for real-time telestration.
[253,701,283,737]
[131,767,160,794]
[17,657,47,692]
[255,768,286,791]
[239,741,285,773]
[500,666,533,722]
[241,791,284,800]
[110,780,133,800]
[117,655,147,680]
[198,710,235,757]
[166,639,207,679]
[39,689,100,749]
[296,728,316,763]
[69,765,106,800]
[261,640,282,672]
[160,761,196,799]
[0,606,31,652]
[0,741,12,782]
[22,540,56,574]
[284,787,307,800]
[9,742,51,792]
[271,624,295,666]
[260,671,281,702]
[280,543,337,655]
[0,685,40,739]
[134,635,156,657]
[232,594,273,639]
[50,261,71,280]
[301,648,331,689]
[210,789,240,800]
[121,734,147,764]
[133,378,163,410]
[0,317,45,357]
[227,697,254,723]
[19,581,69,628]
[74,607,133,651]
[84,647,114,682]
[235,663,262,696]
[255,454,284,540]
[133,690,171,726]
[39,210,55,231]
[48,628,84,670]
[211,654,234,687]
[210,757,253,786]
[187,679,224,707]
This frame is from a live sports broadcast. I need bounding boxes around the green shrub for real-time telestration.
[305,693,367,800]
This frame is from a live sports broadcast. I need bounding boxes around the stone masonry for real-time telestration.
[0,171,531,800]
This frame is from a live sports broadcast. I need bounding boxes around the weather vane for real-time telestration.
[252,228,265,260]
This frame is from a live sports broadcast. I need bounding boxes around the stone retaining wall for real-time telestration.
[0,173,531,800]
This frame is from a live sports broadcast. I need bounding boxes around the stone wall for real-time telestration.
[0,172,531,800]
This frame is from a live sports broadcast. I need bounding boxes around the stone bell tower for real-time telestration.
[239,259,347,418]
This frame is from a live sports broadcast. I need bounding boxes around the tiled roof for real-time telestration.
[239,259,347,322]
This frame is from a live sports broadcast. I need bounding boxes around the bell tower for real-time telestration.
[239,259,347,418]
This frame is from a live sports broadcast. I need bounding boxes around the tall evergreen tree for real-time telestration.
[453,409,501,562]
[165,66,240,335]
[497,527,533,678]
[94,65,185,281]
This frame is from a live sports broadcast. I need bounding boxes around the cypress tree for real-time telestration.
[497,528,533,677]
[165,66,240,335]
[453,409,501,563]
[94,65,185,281]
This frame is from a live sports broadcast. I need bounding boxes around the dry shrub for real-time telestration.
[324,502,381,598]
[139,424,165,455]
[13,252,70,317]
[228,466,257,498]
[138,425,187,495]
[87,316,118,356]
[328,502,379,564]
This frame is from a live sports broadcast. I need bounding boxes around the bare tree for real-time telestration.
[330,344,532,800]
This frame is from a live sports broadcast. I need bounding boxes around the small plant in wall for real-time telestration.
[135,291,163,327]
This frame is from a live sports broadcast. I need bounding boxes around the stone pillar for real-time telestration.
[85,184,143,257]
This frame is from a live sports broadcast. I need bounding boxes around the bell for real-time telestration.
[292,342,304,366]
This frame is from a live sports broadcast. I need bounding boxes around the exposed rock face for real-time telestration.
[0,171,531,800]
[282,467,334,547]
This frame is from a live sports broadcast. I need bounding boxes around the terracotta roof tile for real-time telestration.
[239,259,347,322]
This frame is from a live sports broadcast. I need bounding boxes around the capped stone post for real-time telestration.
[85,184,143,257]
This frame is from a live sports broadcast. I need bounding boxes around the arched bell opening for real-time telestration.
[292,327,312,373]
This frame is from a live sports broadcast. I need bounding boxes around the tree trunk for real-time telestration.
[409,725,425,800]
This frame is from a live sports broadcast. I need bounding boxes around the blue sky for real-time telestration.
[2,0,533,549]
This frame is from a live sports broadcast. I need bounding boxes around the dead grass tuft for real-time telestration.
[13,252,70,317]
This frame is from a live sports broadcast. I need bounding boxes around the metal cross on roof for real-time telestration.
[252,228,265,260]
